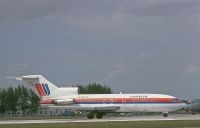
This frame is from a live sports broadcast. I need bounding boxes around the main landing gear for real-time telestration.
[87,112,105,119]
[162,112,168,117]
[87,113,94,119]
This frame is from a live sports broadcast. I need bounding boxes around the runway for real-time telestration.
[0,114,200,124]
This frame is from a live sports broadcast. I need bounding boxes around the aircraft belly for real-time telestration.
[45,103,185,113]
[116,103,185,112]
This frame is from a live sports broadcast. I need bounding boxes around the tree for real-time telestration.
[0,89,6,114]
[28,89,40,114]
[79,82,112,94]
[16,86,30,115]
[0,86,40,115]
[16,86,40,115]
[4,87,18,114]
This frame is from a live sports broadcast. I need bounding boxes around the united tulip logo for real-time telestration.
[35,83,50,96]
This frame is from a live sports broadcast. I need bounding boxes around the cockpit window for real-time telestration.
[171,98,179,102]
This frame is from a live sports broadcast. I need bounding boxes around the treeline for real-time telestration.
[0,86,39,115]
[0,83,112,115]
[78,82,112,94]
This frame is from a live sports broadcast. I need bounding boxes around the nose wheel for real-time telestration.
[163,112,168,117]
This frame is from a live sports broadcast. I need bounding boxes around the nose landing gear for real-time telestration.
[163,112,168,117]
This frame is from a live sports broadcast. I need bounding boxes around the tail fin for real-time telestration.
[17,75,58,99]
[17,75,78,100]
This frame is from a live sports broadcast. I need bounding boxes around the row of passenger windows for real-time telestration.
[75,98,167,103]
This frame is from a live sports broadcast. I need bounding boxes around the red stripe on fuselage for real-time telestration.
[40,99,54,104]
[74,98,176,103]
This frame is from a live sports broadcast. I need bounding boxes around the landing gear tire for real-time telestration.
[96,113,103,119]
[87,113,94,119]
[163,113,168,117]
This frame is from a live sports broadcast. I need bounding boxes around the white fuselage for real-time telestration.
[49,93,185,113]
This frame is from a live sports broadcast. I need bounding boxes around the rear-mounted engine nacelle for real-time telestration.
[40,99,74,105]
[54,99,74,105]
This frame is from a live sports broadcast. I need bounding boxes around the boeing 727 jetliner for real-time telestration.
[16,75,185,119]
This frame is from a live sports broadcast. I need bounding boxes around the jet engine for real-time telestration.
[54,99,74,105]
[40,98,74,105]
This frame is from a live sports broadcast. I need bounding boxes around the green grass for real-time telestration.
[0,120,200,128]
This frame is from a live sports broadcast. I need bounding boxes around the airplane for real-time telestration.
[16,75,186,119]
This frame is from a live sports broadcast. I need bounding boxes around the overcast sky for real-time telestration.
[0,0,200,99]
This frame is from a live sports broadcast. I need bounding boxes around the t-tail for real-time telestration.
[16,75,78,100]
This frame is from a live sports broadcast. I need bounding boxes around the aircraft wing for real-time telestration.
[72,106,120,111]
[46,105,120,112]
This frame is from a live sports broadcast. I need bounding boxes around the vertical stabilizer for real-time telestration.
[17,75,78,100]
[18,75,58,99]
